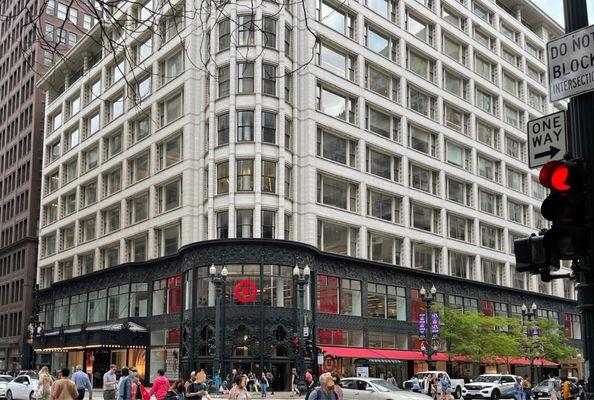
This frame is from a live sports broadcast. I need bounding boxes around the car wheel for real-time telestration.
[6,390,12,400]
[29,392,34,400]
[491,391,500,400]
[455,387,462,399]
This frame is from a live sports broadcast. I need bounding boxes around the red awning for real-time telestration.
[319,347,558,366]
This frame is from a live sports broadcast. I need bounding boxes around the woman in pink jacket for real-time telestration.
[150,370,170,400]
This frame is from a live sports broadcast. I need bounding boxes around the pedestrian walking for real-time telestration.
[514,377,524,400]
[307,373,338,400]
[71,365,93,400]
[103,365,118,400]
[330,372,343,400]
[36,366,52,400]
[119,367,133,400]
[386,373,397,388]
[412,376,421,393]
[259,373,269,398]
[51,368,79,400]
[291,368,300,396]
[185,370,208,400]
[305,371,314,400]
[214,371,221,393]
[129,367,141,400]
[150,369,170,400]
[265,371,274,395]
[166,380,185,400]
[229,375,251,400]
[522,376,532,400]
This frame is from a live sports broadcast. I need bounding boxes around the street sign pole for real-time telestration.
[562,1,594,396]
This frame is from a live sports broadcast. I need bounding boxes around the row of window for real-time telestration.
[41,176,182,257]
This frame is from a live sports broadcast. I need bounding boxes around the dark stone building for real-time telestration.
[33,239,583,389]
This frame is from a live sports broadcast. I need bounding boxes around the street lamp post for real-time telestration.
[521,303,541,386]
[419,285,440,370]
[209,265,228,381]
[293,265,311,385]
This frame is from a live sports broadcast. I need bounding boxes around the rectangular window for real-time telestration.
[446,141,471,170]
[447,177,472,206]
[105,168,122,195]
[217,162,229,194]
[131,115,151,144]
[475,55,493,80]
[262,111,276,143]
[103,205,121,234]
[262,64,276,95]
[161,51,183,85]
[366,148,400,181]
[261,210,276,238]
[443,70,467,98]
[365,105,400,140]
[238,15,256,45]
[408,49,434,81]
[410,203,439,233]
[504,104,520,127]
[317,174,358,212]
[411,242,440,272]
[406,13,433,45]
[237,62,254,93]
[219,18,230,50]
[106,133,122,160]
[82,181,97,207]
[317,129,356,167]
[443,35,464,64]
[477,121,496,147]
[158,135,182,169]
[408,86,435,119]
[128,193,149,224]
[479,189,502,216]
[409,164,439,195]
[160,93,183,126]
[367,189,401,223]
[217,211,229,239]
[158,180,182,213]
[236,209,253,238]
[262,17,277,48]
[159,224,180,256]
[409,125,437,157]
[480,224,502,250]
[317,220,358,257]
[368,232,401,265]
[316,84,356,123]
[478,155,499,182]
[367,283,406,320]
[449,252,472,279]
[237,111,254,141]
[318,42,355,81]
[129,152,150,183]
[318,0,354,38]
[364,24,396,60]
[508,201,527,225]
[237,159,254,191]
[365,64,399,100]
[262,160,277,193]
[217,113,229,145]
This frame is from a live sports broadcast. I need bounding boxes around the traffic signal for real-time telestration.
[514,158,585,280]
[305,338,314,357]
[539,158,586,260]
[292,337,299,355]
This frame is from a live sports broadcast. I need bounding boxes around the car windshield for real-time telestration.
[537,380,554,386]
[475,376,501,383]
[0,377,10,382]
[371,380,400,392]
[415,373,431,379]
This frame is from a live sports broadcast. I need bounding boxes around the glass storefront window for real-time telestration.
[367,283,406,320]
[128,349,146,380]
[111,349,126,368]
[317,275,339,314]
[69,294,87,326]
[130,283,148,317]
[410,288,444,322]
[318,329,363,347]
[53,298,69,327]
[108,285,129,320]
[262,265,293,307]
[168,276,182,313]
[368,332,408,349]
[88,289,107,323]
[195,267,211,307]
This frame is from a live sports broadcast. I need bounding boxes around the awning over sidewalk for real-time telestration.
[319,346,558,366]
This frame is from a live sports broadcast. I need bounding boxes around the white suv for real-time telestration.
[462,374,520,400]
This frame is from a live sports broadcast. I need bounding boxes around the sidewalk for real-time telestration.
[85,389,300,400]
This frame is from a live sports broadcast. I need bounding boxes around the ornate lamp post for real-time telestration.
[209,264,228,381]
[521,303,541,385]
[293,265,311,384]
[419,285,440,370]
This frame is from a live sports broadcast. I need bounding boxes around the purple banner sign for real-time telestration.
[418,312,427,340]
[430,312,440,335]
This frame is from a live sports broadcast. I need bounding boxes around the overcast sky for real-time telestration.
[531,0,594,27]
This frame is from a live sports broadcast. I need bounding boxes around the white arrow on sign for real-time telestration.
[527,111,568,169]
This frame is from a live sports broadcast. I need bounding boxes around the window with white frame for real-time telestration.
[61,225,75,250]
[316,83,356,123]
[366,0,397,22]
[482,259,503,285]
[317,219,358,256]
[367,189,401,223]
[443,35,465,64]
[102,205,121,234]
[218,18,230,50]
[365,64,399,101]
[81,217,96,243]
[364,24,397,61]
[237,110,254,141]
[408,86,436,119]
[448,213,473,242]
[365,105,400,140]
[128,235,148,262]
[410,202,439,233]
[475,54,494,80]
[161,51,183,85]
[159,93,183,126]
[236,209,253,238]
[317,0,354,38]
[317,173,358,212]
[411,242,440,272]
[477,155,500,182]
[508,200,527,225]
[83,147,99,172]
[86,112,100,137]
[366,147,400,181]
[447,177,472,206]
[368,232,402,265]
[409,125,437,157]
[238,15,256,45]
[104,167,122,196]
[82,180,98,207]
[479,189,502,216]
[444,103,468,134]
[105,132,122,160]
[158,135,182,169]
[504,104,520,127]
[407,49,435,82]
[236,159,254,191]
[128,193,149,224]
[261,160,277,193]
[261,210,276,238]
[237,62,254,94]
[409,164,439,195]
[476,120,496,148]
[157,224,180,256]
[317,128,357,167]
[158,179,182,213]
[130,114,150,144]
[480,224,503,250]
[45,202,58,225]
[443,69,468,99]
[262,111,277,144]
[406,11,433,45]
[446,141,471,170]
[129,152,150,184]
[475,88,494,114]
[507,168,526,193]
[503,72,519,96]
[449,251,473,279]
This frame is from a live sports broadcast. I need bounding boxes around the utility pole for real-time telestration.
[563,1,594,395]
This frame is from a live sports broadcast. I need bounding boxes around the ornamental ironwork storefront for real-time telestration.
[33,239,583,388]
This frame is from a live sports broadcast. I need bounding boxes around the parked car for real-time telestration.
[462,374,520,400]
[341,377,433,400]
[5,375,38,400]
[0,375,14,399]
[532,378,561,400]
[403,371,465,399]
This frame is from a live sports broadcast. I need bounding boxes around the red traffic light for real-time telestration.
[539,160,572,192]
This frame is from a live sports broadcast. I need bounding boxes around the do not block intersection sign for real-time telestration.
[527,111,568,169]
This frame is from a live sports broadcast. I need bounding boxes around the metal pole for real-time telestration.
[427,299,432,370]
[563,2,594,397]
[297,281,305,382]
[213,280,222,378]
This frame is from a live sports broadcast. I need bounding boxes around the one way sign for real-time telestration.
[527,111,568,169]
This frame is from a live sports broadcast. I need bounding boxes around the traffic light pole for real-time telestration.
[563,1,594,395]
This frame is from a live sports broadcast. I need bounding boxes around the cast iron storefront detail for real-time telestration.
[33,239,582,389]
